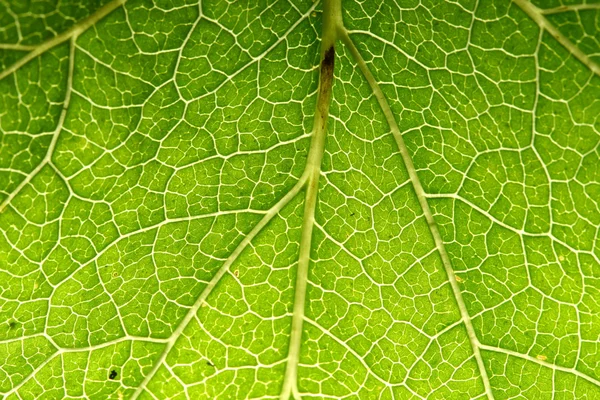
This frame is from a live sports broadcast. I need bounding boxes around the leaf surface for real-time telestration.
[1,0,600,399]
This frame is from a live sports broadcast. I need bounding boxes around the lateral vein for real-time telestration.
[0,0,126,215]
[131,174,308,400]
[513,0,600,77]
[541,3,600,15]
[479,343,600,387]
[0,0,126,82]
[338,29,495,400]
[0,34,77,217]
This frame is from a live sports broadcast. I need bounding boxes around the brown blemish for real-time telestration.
[317,45,335,120]
[320,46,335,89]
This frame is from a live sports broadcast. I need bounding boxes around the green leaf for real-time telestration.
[1,0,600,398]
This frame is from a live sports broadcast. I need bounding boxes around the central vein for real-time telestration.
[280,0,342,398]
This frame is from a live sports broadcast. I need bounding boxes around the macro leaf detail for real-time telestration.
[0,0,600,399]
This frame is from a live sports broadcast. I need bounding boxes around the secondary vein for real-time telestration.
[0,0,126,82]
[131,173,309,400]
[0,0,126,215]
[513,0,600,77]
[338,29,496,400]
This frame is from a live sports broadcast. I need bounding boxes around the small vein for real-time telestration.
[339,28,495,400]
[303,317,392,388]
[513,0,600,77]
[0,0,126,214]
[0,0,126,82]
[2,335,166,397]
[130,173,308,399]
[479,343,600,388]
[0,35,76,214]
[0,43,36,51]
[541,3,600,15]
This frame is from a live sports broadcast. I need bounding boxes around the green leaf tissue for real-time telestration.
[1,0,600,398]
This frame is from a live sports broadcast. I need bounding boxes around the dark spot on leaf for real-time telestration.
[109,370,118,380]
[206,360,215,367]
[8,321,16,329]
[317,45,335,118]
[323,46,334,68]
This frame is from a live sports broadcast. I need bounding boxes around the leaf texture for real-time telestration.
[0,0,600,399]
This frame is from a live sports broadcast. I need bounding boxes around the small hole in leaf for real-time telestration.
[109,370,118,380]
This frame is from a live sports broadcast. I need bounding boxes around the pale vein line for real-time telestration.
[541,3,600,15]
[0,0,126,215]
[41,208,261,291]
[2,335,165,397]
[303,317,393,388]
[184,0,321,105]
[424,192,600,265]
[339,29,495,400]
[279,0,340,397]
[0,0,126,81]
[513,0,600,77]
[2,348,56,398]
[131,174,308,399]
[0,43,36,51]
[479,344,600,388]
[0,68,72,213]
